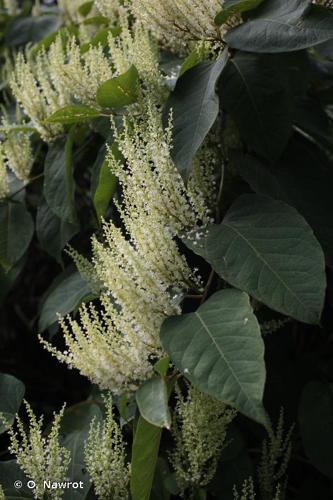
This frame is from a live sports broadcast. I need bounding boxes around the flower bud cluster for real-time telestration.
[84,396,130,499]
[2,403,70,500]
[170,385,237,494]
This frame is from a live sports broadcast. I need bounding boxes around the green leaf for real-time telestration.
[31,26,79,55]
[0,202,34,271]
[235,139,333,268]
[0,374,25,434]
[160,289,268,426]
[43,133,76,224]
[299,381,333,479]
[61,401,102,434]
[39,272,92,331]
[154,357,169,377]
[82,15,109,26]
[0,461,32,499]
[226,1,333,53]
[45,105,101,125]
[179,46,208,76]
[215,0,264,25]
[0,256,26,303]
[62,431,91,500]
[5,15,61,47]
[164,50,228,178]
[130,417,162,500]
[220,52,292,160]
[91,143,118,220]
[184,195,326,324]
[78,0,94,17]
[36,198,79,263]
[96,65,139,109]
[136,377,171,429]
[80,26,121,54]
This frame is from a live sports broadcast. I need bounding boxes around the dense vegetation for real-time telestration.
[0,0,333,499]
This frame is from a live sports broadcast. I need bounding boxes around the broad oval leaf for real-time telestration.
[130,417,162,500]
[0,374,25,434]
[0,460,32,499]
[160,289,268,427]
[299,381,333,479]
[164,50,228,178]
[45,105,101,125]
[36,198,79,264]
[215,0,263,25]
[62,430,93,500]
[235,142,333,268]
[0,202,34,271]
[96,65,139,109]
[136,377,171,429]
[39,272,92,331]
[43,134,76,224]
[5,15,61,47]
[184,194,326,324]
[91,143,118,220]
[220,52,292,160]
[225,2,333,53]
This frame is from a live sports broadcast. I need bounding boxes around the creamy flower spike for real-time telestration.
[131,0,237,48]
[11,14,163,140]
[312,0,333,7]
[40,102,214,394]
[1,118,34,182]
[95,0,127,19]
[10,50,70,141]
[170,385,237,494]
[3,0,18,15]
[2,403,70,500]
[85,396,130,499]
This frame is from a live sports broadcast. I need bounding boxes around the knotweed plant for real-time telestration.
[1,403,70,500]
[84,396,130,499]
[169,385,237,495]
[40,100,215,394]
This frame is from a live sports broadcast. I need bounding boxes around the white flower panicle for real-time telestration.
[84,396,130,499]
[170,385,237,494]
[0,484,4,500]
[50,36,113,106]
[2,402,70,500]
[0,146,9,200]
[95,0,127,20]
[233,478,256,500]
[1,118,34,181]
[10,50,69,141]
[11,15,164,140]
[258,409,293,500]
[132,0,239,48]
[4,0,18,15]
[40,102,214,394]
[312,0,333,6]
